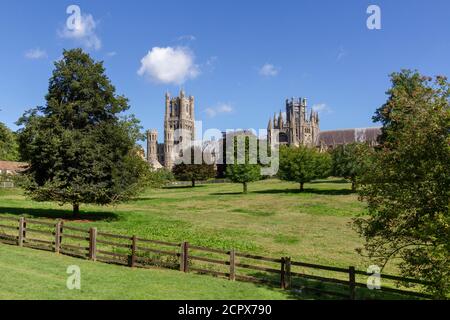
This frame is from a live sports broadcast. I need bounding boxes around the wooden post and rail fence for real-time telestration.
[0,215,433,300]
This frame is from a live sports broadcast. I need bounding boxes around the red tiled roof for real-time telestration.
[0,161,28,171]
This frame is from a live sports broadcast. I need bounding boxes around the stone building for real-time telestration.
[147,92,381,171]
[317,127,381,151]
[0,161,28,188]
[267,96,381,150]
[0,161,27,175]
[268,97,320,147]
[146,90,196,170]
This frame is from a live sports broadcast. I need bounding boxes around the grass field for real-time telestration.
[0,179,369,268]
[0,244,291,300]
[0,178,422,299]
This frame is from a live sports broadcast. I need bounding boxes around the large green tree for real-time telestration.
[278,145,331,191]
[17,49,151,216]
[172,146,216,187]
[148,168,174,188]
[331,142,371,191]
[355,70,450,298]
[0,122,19,161]
[226,134,261,193]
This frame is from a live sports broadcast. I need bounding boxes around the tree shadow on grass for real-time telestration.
[310,178,350,184]
[209,192,244,196]
[245,271,417,300]
[0,206,119,221]
[128,196,179,202]
[163,185,208,190]
[253,188,354,196]
[241,271,344,300]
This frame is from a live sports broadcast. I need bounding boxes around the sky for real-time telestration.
[1,0,450,143]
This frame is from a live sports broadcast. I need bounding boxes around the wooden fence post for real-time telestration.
[89,227,97,261]
[23,219,27,242]
[349,266,356,300]
[285,257,292,290]
[60,221,64,247]
[54,220,61,253]
[184,241,189,273]
[18,217,25,247]
[280,257,286,289]
[180,241,189,272]
[129,235,137,267]
[179,242,184,272]
[229,249,236,281]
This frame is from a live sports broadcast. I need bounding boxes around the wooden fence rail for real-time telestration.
[0,215,433,300]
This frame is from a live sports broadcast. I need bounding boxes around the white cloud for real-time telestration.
[259,63,279,77]
[25,48,47,60]
[204,103,234,118]
[218,104,233,113]
[204,56,218,72]
[106,51,117,57]
[312,103,332,115]
[137,47,200,85]
[336,46,347,61]
[177,35,196,41]
[58,13,101,50]
[206,56,217,65]
[204,108,217,118]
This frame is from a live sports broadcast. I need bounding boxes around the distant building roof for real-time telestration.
[0,161,28,172]
[222,130,258,139]
[317,127,381,147]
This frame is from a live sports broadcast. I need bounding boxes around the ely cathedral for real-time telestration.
[267,97,380,151]
[146,90,196,170]
[267,97,320,147]
[147,91,380,170]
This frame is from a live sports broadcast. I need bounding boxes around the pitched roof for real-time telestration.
[317,127,381,146]
[0,161,28,171]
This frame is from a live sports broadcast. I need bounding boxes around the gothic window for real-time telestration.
[279,132,288,143]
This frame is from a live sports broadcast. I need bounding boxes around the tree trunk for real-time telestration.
[351,177,356,192]
[73,203,80,217]
[243,182,248,194]
[300,182,304,192]
[192,179,196,187]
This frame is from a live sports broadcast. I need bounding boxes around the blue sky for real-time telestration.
[1,0,450,143]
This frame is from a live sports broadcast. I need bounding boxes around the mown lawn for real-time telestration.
[0,178,370,269]
[0,179,427,299]
[0,244,291,300]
